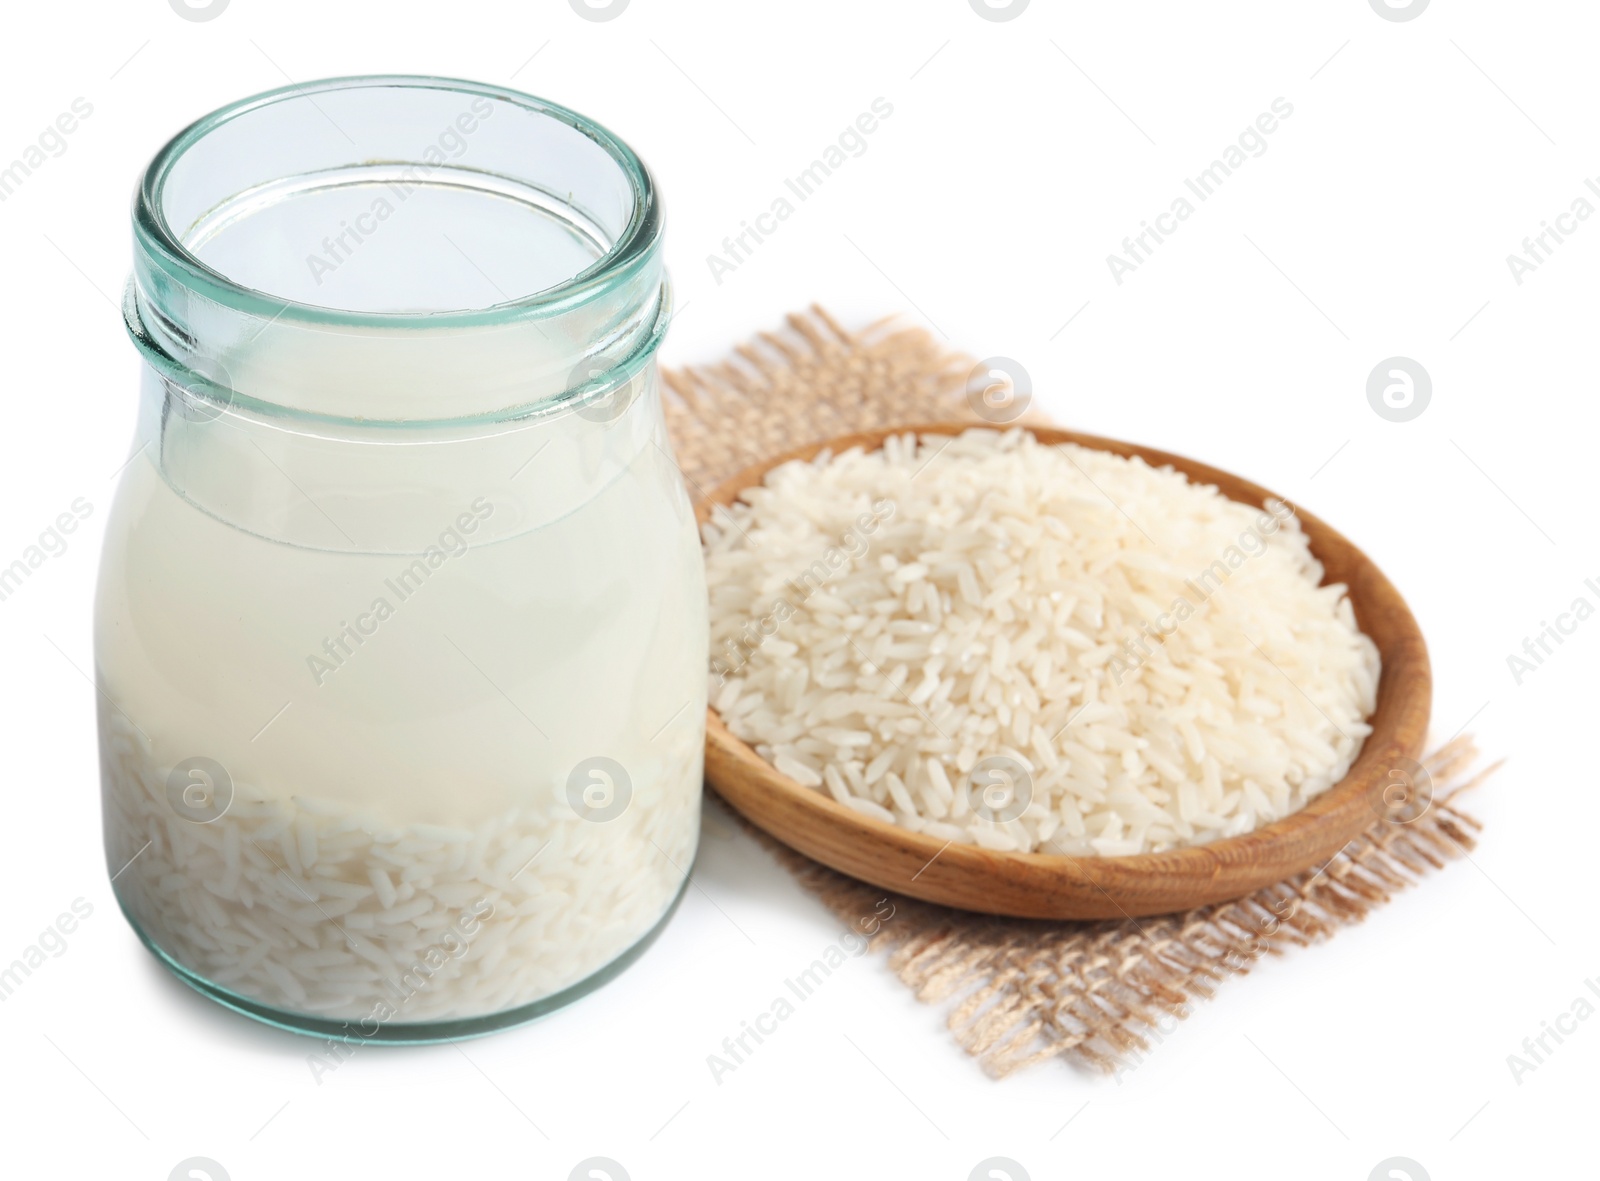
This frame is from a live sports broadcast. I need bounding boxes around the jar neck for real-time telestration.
[125,250,670,427]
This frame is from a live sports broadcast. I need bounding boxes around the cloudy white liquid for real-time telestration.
[96,404,707,1023]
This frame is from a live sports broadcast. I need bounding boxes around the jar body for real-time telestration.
[97,362,705,1037]
[98,77,704,1041]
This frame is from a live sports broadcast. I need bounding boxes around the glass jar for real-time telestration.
[97,76,706,1043]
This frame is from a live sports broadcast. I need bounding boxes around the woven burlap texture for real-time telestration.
[663,307,1494,1077]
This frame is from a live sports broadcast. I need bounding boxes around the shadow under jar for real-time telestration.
[97,76,706,1042]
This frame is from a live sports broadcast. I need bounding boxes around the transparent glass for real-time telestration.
[97,77,706,1043]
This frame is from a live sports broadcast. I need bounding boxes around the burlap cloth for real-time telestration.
[662,307,1496,1077]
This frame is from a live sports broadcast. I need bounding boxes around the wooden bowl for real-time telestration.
[698,423,1431,919]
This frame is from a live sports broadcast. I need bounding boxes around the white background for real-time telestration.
[0,1,1590,1178]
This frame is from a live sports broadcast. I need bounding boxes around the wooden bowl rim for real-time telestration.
[698,422,1431,917]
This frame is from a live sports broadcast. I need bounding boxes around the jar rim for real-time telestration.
[132,74,662,330]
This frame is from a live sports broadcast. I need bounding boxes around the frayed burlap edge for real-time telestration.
[664,308,1494,1078]
[662,305,1048,493]
[729,739,1493,1077]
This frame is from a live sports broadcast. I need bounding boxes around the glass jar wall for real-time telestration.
[97,77,705,1042]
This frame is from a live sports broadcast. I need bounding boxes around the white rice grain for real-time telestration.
[99,712,702,1023]
[703,428,1379,857]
